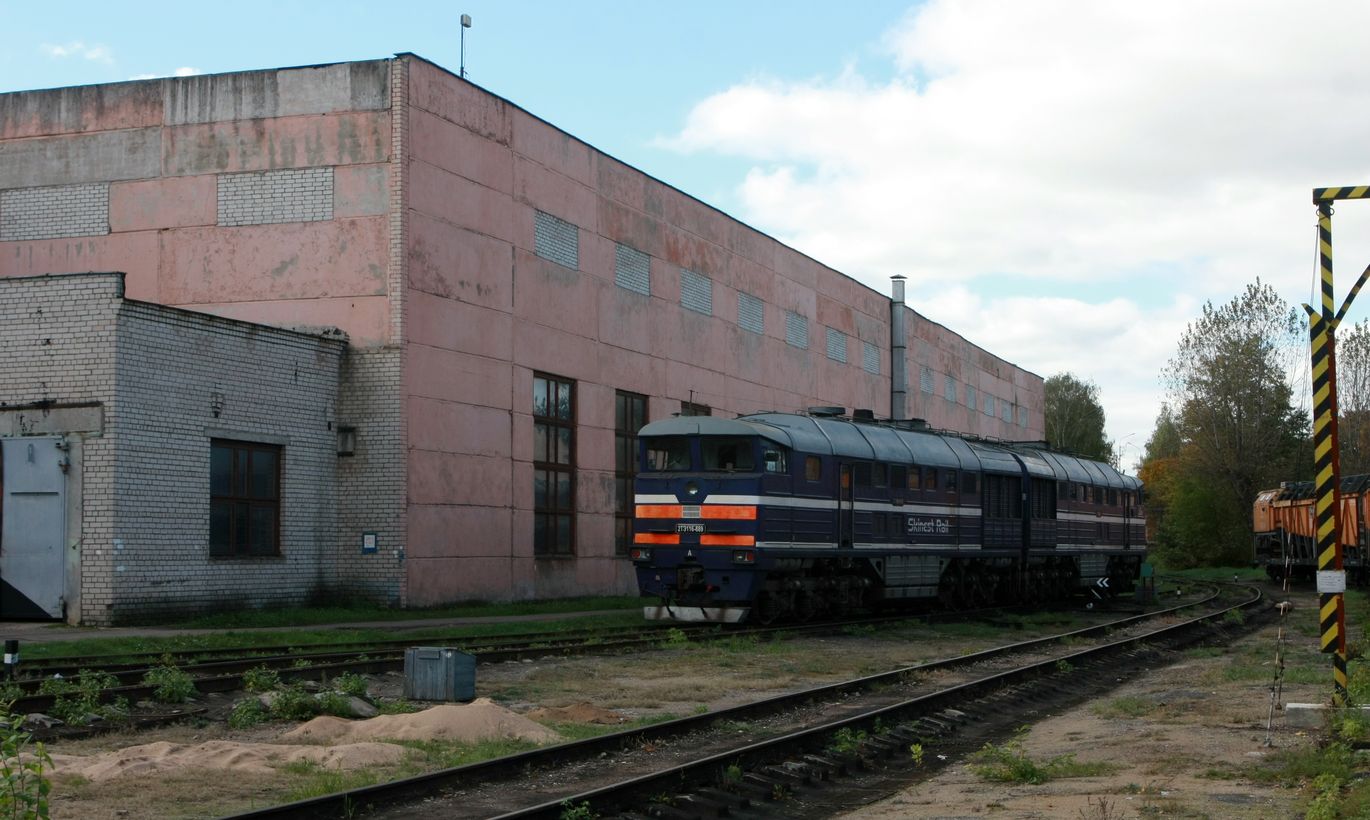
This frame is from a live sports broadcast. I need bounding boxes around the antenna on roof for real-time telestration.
[460,14,473,79]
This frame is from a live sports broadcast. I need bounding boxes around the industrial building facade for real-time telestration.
[0,55,1044,624]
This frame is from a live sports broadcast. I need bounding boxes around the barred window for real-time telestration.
[534,210,578,269]
[965,385,977,411]
[785,311,809,349]
[534,374,575,556]
[920,366,934,394]
[825,327,848,363]
[614,243,650,295]
[210,440,280,557]
[680,268,712,315]
[1002,401,1013,422]
[944,374,956,402]
[984,395,995,417]
[738,291,764,334]
[614,391,647,556]
[1017,405,1028,427]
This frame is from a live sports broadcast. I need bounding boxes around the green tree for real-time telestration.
[1336,319,1370,475]
[1152,279,1309,566]
[1043,373,1114,463]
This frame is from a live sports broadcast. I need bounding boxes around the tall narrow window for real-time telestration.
[534,374,575,556]
[615,391,647,556]
[210,440,280,557]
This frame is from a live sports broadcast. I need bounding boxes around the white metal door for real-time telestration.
[1,438,66,619]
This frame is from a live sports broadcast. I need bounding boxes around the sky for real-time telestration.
[9,0,1370,471]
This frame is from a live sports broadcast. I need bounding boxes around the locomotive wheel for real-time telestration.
[755,592,782,625]
[939,563,965,609]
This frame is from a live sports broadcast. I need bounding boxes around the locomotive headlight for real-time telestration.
[630,548,652,561]
[732,550,755,564]
[685,481,700,497]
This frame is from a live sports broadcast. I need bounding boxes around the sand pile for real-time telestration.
[524,703,626,725]
[49,740,405,782]
[283,699,562,744]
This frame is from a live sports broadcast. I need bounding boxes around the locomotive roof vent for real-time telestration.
[807,406,845,417]
[890,418,930,430]
[853,408,876,422]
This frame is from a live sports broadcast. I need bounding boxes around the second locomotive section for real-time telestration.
[631,412,1146,623]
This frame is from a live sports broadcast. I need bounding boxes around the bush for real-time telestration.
[333,672,368,699]
[38,671,120,726]
[228,700,270,730]
[142,665,196,704]
[269,685,320,722]
[316,692,353,717]
[242,666,281,694]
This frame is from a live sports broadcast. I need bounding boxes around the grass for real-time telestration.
[969,732,1117,784]
[1092,696,1155,719]
[21,611,646,662]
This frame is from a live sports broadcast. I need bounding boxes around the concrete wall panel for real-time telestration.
[408,60,512,146]
[409,161,516,244]
[407,556,514,604]
[512,109,596,188]
[189,296,389,346]
[408,290,512,361]
[109,176,216,232]
[407,506,513,560]
[0,82,163,139]
[0,129,161,188]
[163,111,389,176]
[159,218,387,303]
[408,450,511,507]
[407,344,513,409]
[513,155,598,231]
[407,213,513,311]
[162,61,389,126]
[333,164,389,218]
[1,232,161,300]
[410,108,513,194]
[409,396,511,458]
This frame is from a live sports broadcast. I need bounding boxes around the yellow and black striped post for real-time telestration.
[1305,185,1370,704]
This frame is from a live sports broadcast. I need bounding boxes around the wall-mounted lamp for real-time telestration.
[337,425,357,457]
[210,391,225,418]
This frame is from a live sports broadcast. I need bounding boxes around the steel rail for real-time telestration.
[494,583,1262,819]
[221,585,1231,819]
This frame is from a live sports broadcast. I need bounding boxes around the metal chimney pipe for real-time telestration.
[890,275,907,421]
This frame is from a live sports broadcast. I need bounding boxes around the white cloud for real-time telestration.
[128,67,203,82]
[666,0,1370,457]
[40,41,113,63]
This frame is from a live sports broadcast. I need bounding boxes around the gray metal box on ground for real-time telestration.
[403,647,476,701]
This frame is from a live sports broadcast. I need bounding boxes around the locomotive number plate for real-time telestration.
[676,523,705,533]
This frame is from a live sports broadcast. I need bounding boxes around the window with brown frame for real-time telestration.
[614,390,647,556]
[534,374,575,557]
[210,439,280,557]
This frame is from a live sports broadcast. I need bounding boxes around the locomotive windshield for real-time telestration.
[701,437,755,471]
[644,437,691,471]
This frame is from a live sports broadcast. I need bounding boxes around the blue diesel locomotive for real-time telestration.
[631,410,1146,623]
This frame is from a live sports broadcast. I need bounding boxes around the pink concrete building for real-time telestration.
[0,55,1044,622]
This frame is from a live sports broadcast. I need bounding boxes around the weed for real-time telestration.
[842,624,877,637]
[1092,696,1155,719]
[1076,796,1126,820]
[771,783,789,801]
[241,665,281,693]
[269,685,320,722]
[693,704,708,715]
[827,727,869,757]
[1222,608,1246,626]
[375,699,421,715]
[39,670,120,726]
[292,658,314,669]
[722,763,743,786]
[333,672,369,699]
[0,683,21,710]
[559,799,597,820]
[909,743,925,766]
[660,628,689,648]
[0,710,51,818]
[649,792,676,806]
[1055,659,1074,674]
[141,664,196,704]
[227,699,270,729]
[316,691,354,717]
[969,731,1116,784]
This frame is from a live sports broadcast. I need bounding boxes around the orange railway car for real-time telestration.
[1253,475,1370,583]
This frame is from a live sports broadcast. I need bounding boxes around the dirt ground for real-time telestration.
[839,618,1325,819]
[35,604,1333,818]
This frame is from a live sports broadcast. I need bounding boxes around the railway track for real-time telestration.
[222,582,1244,819]
[8,608,1060,718]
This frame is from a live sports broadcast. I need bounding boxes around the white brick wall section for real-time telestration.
[217,167,334,227]
[0,183,110,241]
